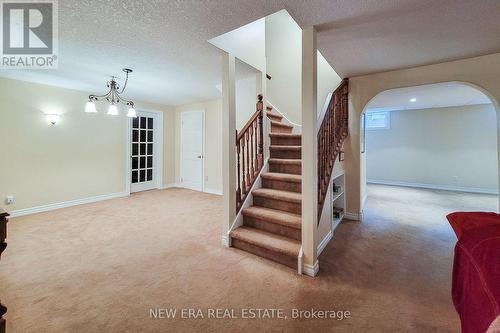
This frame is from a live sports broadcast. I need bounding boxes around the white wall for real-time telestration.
[173,69,258,195]
[235,73,258,131]
[317,51,342,117]
[266,11,341,126]
[209,18,265,72]
[0,77,175,213]
[366,104,498,192]
[265,10,302,124]
[175,99,223,194]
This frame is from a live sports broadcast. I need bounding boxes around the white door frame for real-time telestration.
[180,110,205,192]
[126,109,164,194]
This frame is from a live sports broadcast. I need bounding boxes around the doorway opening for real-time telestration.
[361,82,499,219]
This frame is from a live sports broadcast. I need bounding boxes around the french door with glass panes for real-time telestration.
[130,111,159,192]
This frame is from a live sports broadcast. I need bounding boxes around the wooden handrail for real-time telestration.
[317,79,349,221]
[236,95,264,212]
[0,208,9,333]
[237,109,261,142]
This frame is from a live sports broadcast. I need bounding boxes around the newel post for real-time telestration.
[257,94,264,168]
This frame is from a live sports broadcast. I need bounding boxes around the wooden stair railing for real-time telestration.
[0,208,8,333]
[317,78,349,220]
[236,94,264,212]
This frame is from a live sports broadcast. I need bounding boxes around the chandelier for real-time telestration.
[84,68,137,118]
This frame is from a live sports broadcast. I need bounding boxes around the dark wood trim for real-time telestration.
[317,79,349,221]
[0,208,8,333]
[236,95,265,212]
[237,109,261,142]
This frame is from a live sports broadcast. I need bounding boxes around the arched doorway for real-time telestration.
[360,82,499,217]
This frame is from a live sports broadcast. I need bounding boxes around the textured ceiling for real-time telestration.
[366,82,492,112]
[1,0,500,106]
[0,0,284,106]
[308,0,500,77]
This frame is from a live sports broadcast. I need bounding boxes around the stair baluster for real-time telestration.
[236,130,242,205]
[317,79,349,221]
[257,95,264,169]
[236,95,265,211]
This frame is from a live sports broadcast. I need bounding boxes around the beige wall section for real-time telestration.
[0,77,175,212]
[162,110,177,186]
[235,73,258,131]
[174,99,223,194]
[265,10,302,124]
[301,26,318,272]
[366,104,498,192]
[317,52,342,117]
[345,53,500,216]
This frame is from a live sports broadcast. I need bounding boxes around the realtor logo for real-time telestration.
[1,0,58,68]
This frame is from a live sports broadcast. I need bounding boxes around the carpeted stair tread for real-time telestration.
[269,145,301,151]
[253,188,301,203]
[270,120,293,129]
[266,112,283,120]
[269,133,301,139]
[231,226,300,257]
[261,172,301,183]
[269,158,301,165]
[242,206,301,229]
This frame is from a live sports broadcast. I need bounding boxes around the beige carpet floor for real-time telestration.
[0,186,498,332]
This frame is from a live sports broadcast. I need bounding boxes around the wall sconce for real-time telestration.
[46,114,60,125]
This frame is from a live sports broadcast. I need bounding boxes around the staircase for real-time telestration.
[230,106,302,270]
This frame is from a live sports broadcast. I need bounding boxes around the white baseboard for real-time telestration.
[159,183,181,190]
[204,188,223,196]
[302,261,319,277]
[317,230,333,256]
[221,235,230,247]
[9,192,129,218]
[345,211,363,222]
[368,179,498,195]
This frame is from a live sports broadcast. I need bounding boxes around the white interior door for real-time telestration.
[181,111,204,191]
[131,111,160,193]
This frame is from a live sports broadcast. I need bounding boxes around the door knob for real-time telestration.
[197,155,202,159]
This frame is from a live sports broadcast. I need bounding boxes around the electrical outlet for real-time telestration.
[5,195,14,205]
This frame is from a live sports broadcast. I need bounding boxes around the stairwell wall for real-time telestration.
[265,10,302,125]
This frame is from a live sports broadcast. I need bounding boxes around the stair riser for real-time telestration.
[270,149,301,159]
[231,238,297,269]
[267,114,282,122]
[269,163,301,175]
[243,216,301,240]
[271,124,293,134]
[270,137,301,146]
[262,178,301,193]
[253,196,301,215]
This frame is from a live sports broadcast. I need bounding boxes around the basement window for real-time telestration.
[365,111,390,129]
